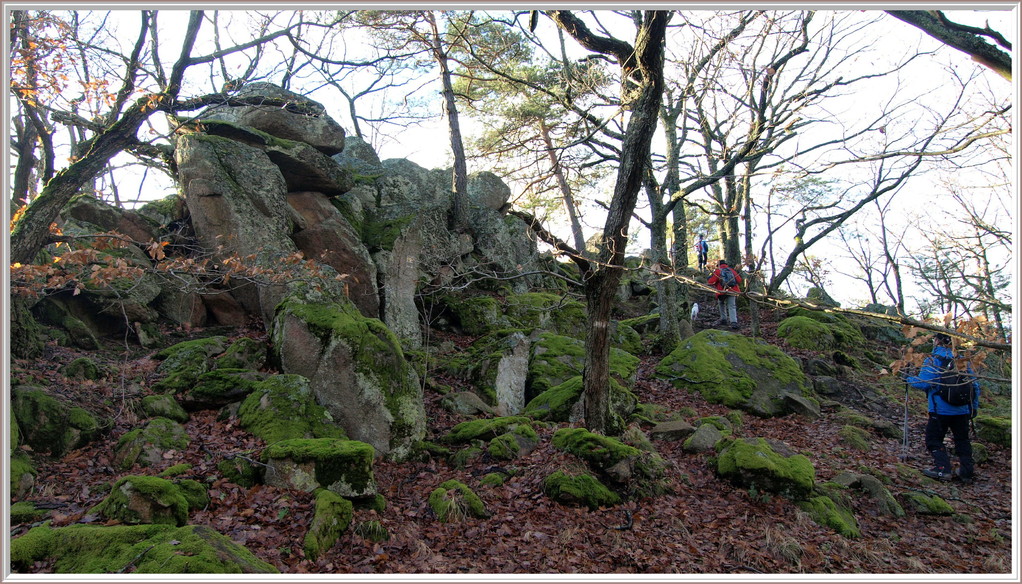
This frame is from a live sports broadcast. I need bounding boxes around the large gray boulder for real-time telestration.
[205,81,346,155]
[270,292,426,460]
[655,329,820,418]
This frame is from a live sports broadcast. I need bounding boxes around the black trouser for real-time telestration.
[924,412,974,476]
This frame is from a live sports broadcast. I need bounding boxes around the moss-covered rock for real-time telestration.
[552,427,668,496]
[11,386,103,457]
[442,416,534,444]
[180,368,265,410]
[237,374,346,443]
[523,375,637,433]
[834,407,901,440]
[11,451,36,498]
[528,332,639,396]
[655,329,814,418]
[716,437,816,500]
[898,491,954,515]
[838,425,872,451]
[830,472,904,518]
[504,292,587,339]
[428,480,489,522]
[271,296,425,461]
[798,495,860,538]
[113,417,191,470]
[262,438,376,499]
[446,294,509,336]
[783,308,865,349]
[60,357,102,380]
[217,457,263,488]
[140,394,189,423]
[89,475,194,526]
[151,336,230,393]
[11,501,49,524]
[543,470,622,510]
[487,425,539,460]
[9,523,277,573]
[10,297,45,358]
[214,336,268,370]
[974,415,1011,447]
[682,423,724,453]
[777,316,836,350]
[303,489,354,561]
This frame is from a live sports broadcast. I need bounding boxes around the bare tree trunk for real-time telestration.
[548,10,670,434]
[540,120,586,251]
[427,12,470,232]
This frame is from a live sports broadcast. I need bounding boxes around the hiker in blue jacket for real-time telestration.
[906,333,981,483]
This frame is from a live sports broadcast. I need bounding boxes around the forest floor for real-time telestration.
[8,302,1015,577]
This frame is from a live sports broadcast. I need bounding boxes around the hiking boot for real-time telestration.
[730,322,740,330]
[717,319,727,326]
[953,468,975,484]
[922,468,952,482]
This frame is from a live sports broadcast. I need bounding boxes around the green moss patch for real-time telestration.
[777,316,836,350]
[237,374,346,443]
[716,437,816,500]
[152,336,230,393]
[113,417,190,470]
[543,470,621,510]
[798,495,860,538]
[442,416,534,444]
[303,489,354,562]
[12,387,102,457]
[262,438,376,498]
[974,415,1011,447]
[899,492,954,515]
[89,475,194,526]
[655,329,810,418]
[10,523,277,573]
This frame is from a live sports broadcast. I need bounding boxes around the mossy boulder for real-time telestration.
[9,523,277,573]
[797,494,860,538]
[179,368,265,410]
[442,330,533,413]
[655,329,816,418]
[89,475,198,526]
[528,332,639,395]
[504,292,587,339]
[835,407,901,440]
[11,501,49,524]
[11,451,37,498]
[777,316,836,350]
[974,415,1011,447]
[552,427,668,496]
[113,417,191,470]
[237,374,347,443]
[898,491,954,515]
[523,376,637,432]
[716,437,816,500]
[682,423,724,453]
[830,472,904,518]
[262,438,376,499]
[60,357,102,380]
[445,294,510,336]
[442,416,534,444]
[271,296,425,460]
[303,489,354,562]
[487,425,540,460]
[428,480,489,522]
[213,336,268,370]
[217,457,263,488]
[11,386,103,457]
[543,470,622,510]
[151,336,230,393]
[140,394,189,423]
[838,425,872,451]
[783,308,864,349]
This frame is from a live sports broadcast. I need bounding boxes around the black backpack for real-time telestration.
[933,356,974,407]
[719,266,738,289]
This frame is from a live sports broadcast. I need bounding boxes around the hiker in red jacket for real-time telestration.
[708,259,742,329]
